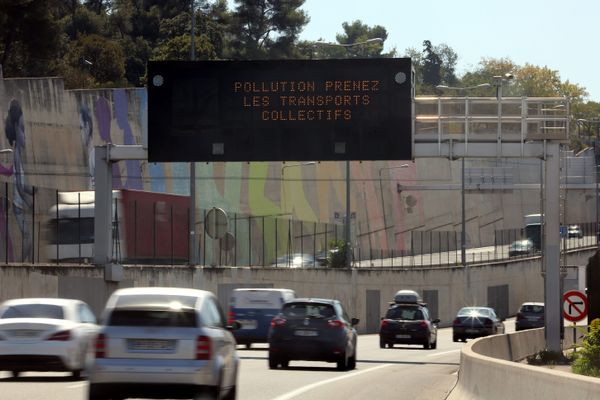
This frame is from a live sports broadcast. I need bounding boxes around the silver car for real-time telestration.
[0,298,98,379]
[87,287,239,400]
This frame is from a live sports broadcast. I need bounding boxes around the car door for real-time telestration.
[203,297,237,388]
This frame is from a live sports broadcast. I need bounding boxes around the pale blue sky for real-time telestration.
[298,0,600,102]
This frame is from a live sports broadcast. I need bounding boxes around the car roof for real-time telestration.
[521,302,544,306]
[110,287,212,298]
[1,298,82,307]
[286,298,336,305]
[233,288,293,293]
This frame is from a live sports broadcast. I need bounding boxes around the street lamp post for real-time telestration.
[314,37,383,268]
[378,163,410,231]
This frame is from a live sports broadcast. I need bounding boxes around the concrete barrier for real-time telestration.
[447,327,600,400]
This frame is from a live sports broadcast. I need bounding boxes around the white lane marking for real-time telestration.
[271,364,391,400]
[66,383,87,389]
[426,349,461,358]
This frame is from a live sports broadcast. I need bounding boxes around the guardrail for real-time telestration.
[447,327,600,400]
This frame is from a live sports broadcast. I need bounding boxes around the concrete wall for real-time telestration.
[447,327,600,400]
[0,248,595,332]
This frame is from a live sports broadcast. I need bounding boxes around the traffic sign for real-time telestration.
[562,290,588,322]
[205,207,228,239]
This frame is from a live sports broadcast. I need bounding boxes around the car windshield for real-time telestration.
[385,306,423,320]
[457,307,490,317]
[520,304,544,313]
[282,302,335,318]
[1,304,65,319]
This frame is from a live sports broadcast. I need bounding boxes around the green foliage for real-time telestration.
[67,34,126,87]
[327,239,348,269]
[572,318,600,377]
[228,0,309,59]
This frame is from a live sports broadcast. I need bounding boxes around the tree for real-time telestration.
[66,34,126,87]
[421,40,442,89]
[0,0,64,77]
[228,0,309,59]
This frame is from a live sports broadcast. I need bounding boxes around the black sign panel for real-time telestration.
[147,58,412,162]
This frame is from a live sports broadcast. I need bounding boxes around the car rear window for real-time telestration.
[457,307,491,317]
[282,303,335,318]
[115,294,198,309]
[108,309,197,327]
[385,306,423,320]
[1,304,64,319]
[520,305,544,313]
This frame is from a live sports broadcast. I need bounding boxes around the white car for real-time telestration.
[88,287,239,400]
[0,297,98,379]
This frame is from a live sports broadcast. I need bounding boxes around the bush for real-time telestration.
[327,239,348,268]
[572,318,600,377]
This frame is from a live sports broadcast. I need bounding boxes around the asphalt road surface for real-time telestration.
[2,323,496,400]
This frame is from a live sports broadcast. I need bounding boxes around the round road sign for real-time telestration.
[562,290,588,322]
[205,207,228,239]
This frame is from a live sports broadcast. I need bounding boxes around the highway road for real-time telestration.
[0,320,517,400]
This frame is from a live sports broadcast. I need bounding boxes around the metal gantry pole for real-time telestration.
[461,157,466,266]
[345,160,352,268]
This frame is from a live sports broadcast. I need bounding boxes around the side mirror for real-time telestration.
[351,318,360,326]
[227,321,241,331]
[433,318,440,324]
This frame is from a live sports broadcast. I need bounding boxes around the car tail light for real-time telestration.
[95,334,106,358]
[380,319,389,329]
[227,310,236,325]
[196,335,211,360]
[516,313,524,321]
[418,321,428,329]
[270,317,287,328]
[453,318,461,325]
[47,330,71,341]
[328,320,344,329]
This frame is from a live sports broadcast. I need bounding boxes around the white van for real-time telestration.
[229,288,296,348]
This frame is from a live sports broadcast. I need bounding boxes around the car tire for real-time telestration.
[245,343,251,349]
[280,359,289,369]
[423,339,430,349]
[431,338,437,349]
[379,338,386,349]
[268,353,279,369]
[10,370,20,379]
[453,335,459,342]
[87,384,106,400]
[336,352,348,370]
[347,350,356,370]
[71,369,82,380]
[222,385,237,400]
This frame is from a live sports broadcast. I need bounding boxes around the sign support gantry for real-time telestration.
[413,95,570,353]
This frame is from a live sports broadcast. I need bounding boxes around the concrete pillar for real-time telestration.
[94,146,113,265]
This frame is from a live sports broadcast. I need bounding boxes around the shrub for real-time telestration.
[327,239,348,268]
[572,318,600,377]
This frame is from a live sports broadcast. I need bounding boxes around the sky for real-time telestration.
[298,0,600,102]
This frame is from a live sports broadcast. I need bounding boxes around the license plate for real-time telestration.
[295,330,318,337]
[526,317,539,321]
[128,339,175,351]
[395,334,411,339]
[238,319,258,329]
[466,329,479,334]
[11,329,39,338]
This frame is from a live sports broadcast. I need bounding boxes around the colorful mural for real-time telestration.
[0,74,560,265]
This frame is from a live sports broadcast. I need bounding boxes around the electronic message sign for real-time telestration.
[147,58,412,162]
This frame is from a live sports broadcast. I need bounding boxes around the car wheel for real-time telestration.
[10,370,20,379]
[336,352,348,370]
[268,353,279,369]
[222,385,237,400]
[423,339,430,349]
[280,359,289,369]
[431,339,437,349]
[347,350,357,370]
[87,384,106,400]
[71,369,82,380]
[379,338,386,349]
[453,335,459,342]
[245,343,251,349]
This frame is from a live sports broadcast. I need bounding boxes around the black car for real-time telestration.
[379,300,439,349]
[452,306,505,342]
[268,298,359,370]
[515,302,545,331]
